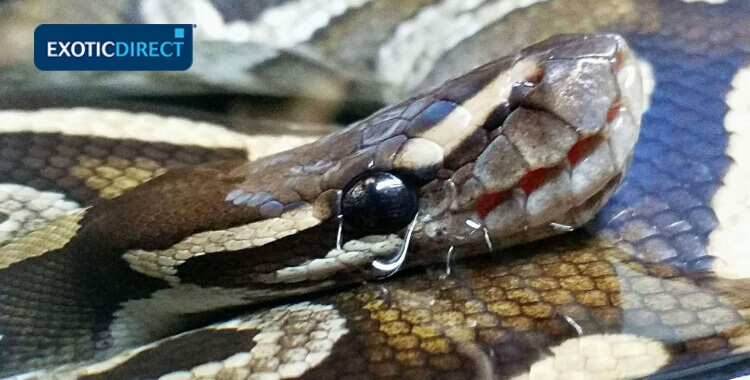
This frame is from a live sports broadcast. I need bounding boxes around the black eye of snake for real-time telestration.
[341,172,418,233]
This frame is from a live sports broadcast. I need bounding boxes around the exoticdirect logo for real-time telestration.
[34,24,194,71]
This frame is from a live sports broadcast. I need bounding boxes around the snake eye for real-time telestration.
[341,172,418,232]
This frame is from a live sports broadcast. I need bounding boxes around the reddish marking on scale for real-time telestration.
[527,66,546,84]
[518,167,556,195]
[615,50,626,72]
[606,98,623,123]
[475,190,509,219]
[568,136,604,166]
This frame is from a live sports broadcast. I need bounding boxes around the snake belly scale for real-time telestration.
[0,0,749,379]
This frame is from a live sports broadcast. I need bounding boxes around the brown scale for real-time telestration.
[0,133,246,204]
[80,329,260,380]
[301,231,750,379]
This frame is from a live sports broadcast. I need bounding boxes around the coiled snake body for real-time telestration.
[0,0,749,379]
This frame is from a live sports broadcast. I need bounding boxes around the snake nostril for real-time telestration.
[527,66,545,84]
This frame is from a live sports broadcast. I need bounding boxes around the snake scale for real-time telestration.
[0,0,749,379]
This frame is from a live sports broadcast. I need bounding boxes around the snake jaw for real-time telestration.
[411,34,642,258]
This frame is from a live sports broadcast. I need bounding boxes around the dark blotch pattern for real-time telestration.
[0,133,244,204]
[81,328,258,380]
[306,231,750,379]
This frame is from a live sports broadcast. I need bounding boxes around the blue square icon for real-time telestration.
[174,28,184,38]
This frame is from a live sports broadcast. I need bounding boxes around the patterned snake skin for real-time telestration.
[0,0,749,379]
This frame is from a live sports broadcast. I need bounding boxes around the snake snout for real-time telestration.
[415,34,642,256]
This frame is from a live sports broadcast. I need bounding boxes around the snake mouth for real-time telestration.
[416,34,643,253]
[475,34,642,246]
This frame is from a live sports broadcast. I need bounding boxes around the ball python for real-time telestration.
[1,0,750,379]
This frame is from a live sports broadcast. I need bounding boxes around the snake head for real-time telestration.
[116,34,643,288]
[396,33,645,260]
[298,33,644,267]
